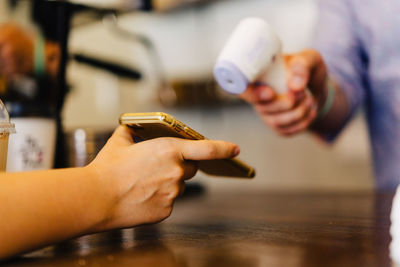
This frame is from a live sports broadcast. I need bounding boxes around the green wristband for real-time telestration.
[316,79,335,120]
[34,35,46,77]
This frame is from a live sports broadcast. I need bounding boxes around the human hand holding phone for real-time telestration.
[88,126,240,231]
[119,112,255,178]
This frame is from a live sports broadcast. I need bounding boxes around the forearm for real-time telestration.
[310,81,350,137]
[0,167,111,260]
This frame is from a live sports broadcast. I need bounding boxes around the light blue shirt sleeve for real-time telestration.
[312,0,368,141]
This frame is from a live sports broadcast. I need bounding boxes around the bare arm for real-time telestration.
[0,126,239,260]
[0,167,109,259]
[309,79,349,137]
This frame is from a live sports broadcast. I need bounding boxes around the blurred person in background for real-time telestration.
[240,0,400,190]
[0,0,71,105]
[0,22,61,98]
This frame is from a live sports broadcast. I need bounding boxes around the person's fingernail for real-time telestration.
[260,90,273,101]
[312,102,318,111]
[304,97,312,107]
[291,63,304,73]
[254,81,266,87]
[291,75,305,89]
[233,146,240,156]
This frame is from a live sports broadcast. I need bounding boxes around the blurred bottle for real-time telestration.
[5,101,56,172]
[0,76,7,96]
[0,71,58,172]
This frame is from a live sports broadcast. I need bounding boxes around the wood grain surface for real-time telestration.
[3,190,394,267]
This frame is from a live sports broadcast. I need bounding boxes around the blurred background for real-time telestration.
[0,0,372,192]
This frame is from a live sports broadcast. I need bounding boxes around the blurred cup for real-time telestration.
[0,98,15,172]
[6,102,56,172]
[391,186,400,266]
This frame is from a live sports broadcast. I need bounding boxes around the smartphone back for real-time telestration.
[120,112,255,178]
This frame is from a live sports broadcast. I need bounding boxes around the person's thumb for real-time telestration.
[109,126,135,146]
[287,49,324,93]
[287,55,310,92]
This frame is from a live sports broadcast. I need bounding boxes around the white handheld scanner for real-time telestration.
[214,17,288,95]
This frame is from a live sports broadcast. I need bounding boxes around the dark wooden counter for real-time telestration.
[3,190,394,267]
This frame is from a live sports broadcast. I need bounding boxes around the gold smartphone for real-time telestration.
[119,112,255,178]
